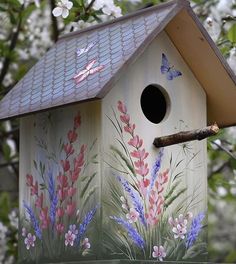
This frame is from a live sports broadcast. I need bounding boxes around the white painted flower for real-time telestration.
[52,0,73,19]
[152,245,166,262]
[172,224,187,239]
[65,230,76,246]
[126,208,139,223]
[24,233,36,250]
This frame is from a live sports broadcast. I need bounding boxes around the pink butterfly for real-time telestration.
[73,59,104,84]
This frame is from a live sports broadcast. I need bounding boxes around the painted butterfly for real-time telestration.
[160,53,182,80]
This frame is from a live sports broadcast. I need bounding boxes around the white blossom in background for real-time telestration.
[227,47,236,74]
[203,17,221,42]
[87,0,122,18]
[8,210,18,230]
[0,222,8,263]
[17,0,40,7]
[52,0,73,19]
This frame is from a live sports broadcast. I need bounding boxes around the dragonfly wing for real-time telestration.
[86,59,96,70]
[89,65,104,75]
[74,72,89,84]
[161,53,170,74]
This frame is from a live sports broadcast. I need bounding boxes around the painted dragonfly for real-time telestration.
[73,59,104,84]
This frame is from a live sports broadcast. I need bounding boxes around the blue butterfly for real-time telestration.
[160,53,182,80]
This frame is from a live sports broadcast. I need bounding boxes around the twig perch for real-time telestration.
[153,123,219,148]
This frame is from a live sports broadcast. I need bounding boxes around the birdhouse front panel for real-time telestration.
[101,31,207,262]
[19,102,102,263]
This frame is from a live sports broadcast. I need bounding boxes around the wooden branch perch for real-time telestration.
[153,123,219,148]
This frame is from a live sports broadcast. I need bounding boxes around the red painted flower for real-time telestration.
[74,112,81,129]
[66,201,76,216]
[64,143,74,156]
[26,174,33,186]
[67,130,78,143]
[68,187,76,197]
[39,207,50,229]
[61,160,70,172]
[57,174,68,188]
[56,223,64,234]
[56,207,65,218]
[120,114,130,124]
[124,124,135,135]
[57,188,68,201]
[35,193,43,208]
[30,181,38,196]
[138,179,150,197]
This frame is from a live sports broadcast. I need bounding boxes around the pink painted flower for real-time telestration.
[120,114,130,124]
[137,179,150,197]
[130,149,149,160]
[66,201,76,216]
[57,188,68,201]
[135,162,149,176]
[26,174,33,186]
[126,208,139,223]
[67,130,78,143]
[35,193,43,208]
[128,135,143,148]
[70,170,80,183]
[24,233,36,250]
[74,113,81,128]
[152,245,166,262]
[69,224,78,235]
[56,223,64,234]
[117,100,127,114]
[30,181,38,196]
[61,159,70,172]
[145,209,159,226]
[158,169,169,185]
[57,174,68,188]
[82,237,91,249]
[64,143,74,156]
[124,124,135,135]
[172,224,187,239]
[56,207,65,218]
[39,207,50,229]
[22,227,26,237]
[65,230,76,246]
[68,187,76,197]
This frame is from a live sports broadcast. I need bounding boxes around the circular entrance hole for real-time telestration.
[140,84,170,124]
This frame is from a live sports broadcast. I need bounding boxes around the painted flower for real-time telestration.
[26,174,33,186]
[74,113,81,128]
[152,245,166,262]
[61,159,70,172]
[24,233,36,250]
[128,135,143,148]
[117,101,127,114]
[120,196,128,210]
[172,224,187,239]
[30,181,38,196]
[124,124,135,135]
[56,223,65,234]
[35,193,43,208]
[137,179,150,197]
[82,237,91,249]
[126,208,139,223]
[21,227,26,237]
[64,143,74,156]
[66,201,76,216]
[69,224,78,235]
[68,186,76,197]
[52,0,73,18]
[56,207,64,218]
[65,230,76,246]
[39,207,50,229]
[67,130,78,143]
[57,174,68,188]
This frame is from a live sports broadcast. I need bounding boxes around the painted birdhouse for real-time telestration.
[0,0,235,263]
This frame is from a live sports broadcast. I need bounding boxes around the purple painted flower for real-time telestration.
[152,245,166,262]
[186,212,205,248]
[24,233,36,250]
[65,230,76,246]
[69,224,78,235]
[82,237,91,249]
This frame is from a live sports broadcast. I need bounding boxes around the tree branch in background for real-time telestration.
[211,140,236,160]
[49,0,59,42]
[153,123,219,148]
[0,5,24,89]
[85,0,96,13]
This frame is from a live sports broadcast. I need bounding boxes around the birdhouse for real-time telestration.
[0,0,235,263]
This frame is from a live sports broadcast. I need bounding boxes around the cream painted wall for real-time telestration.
[101,31,207,216]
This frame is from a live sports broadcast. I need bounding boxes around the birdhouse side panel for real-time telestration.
[19,102,102,263]
[101,31,207,262]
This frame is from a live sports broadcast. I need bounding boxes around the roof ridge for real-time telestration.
[58,0,189,42]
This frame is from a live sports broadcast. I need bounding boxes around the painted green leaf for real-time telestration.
[227,24,236,43]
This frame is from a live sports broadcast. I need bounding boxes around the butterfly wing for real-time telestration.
[167,69,182,80]
[160,53,170,74]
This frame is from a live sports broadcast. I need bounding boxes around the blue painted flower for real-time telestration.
[110,216,145,249]
[23,201,42,240]
[186,212,205,248]
[117,175,146,226]
[48,171,57,230]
